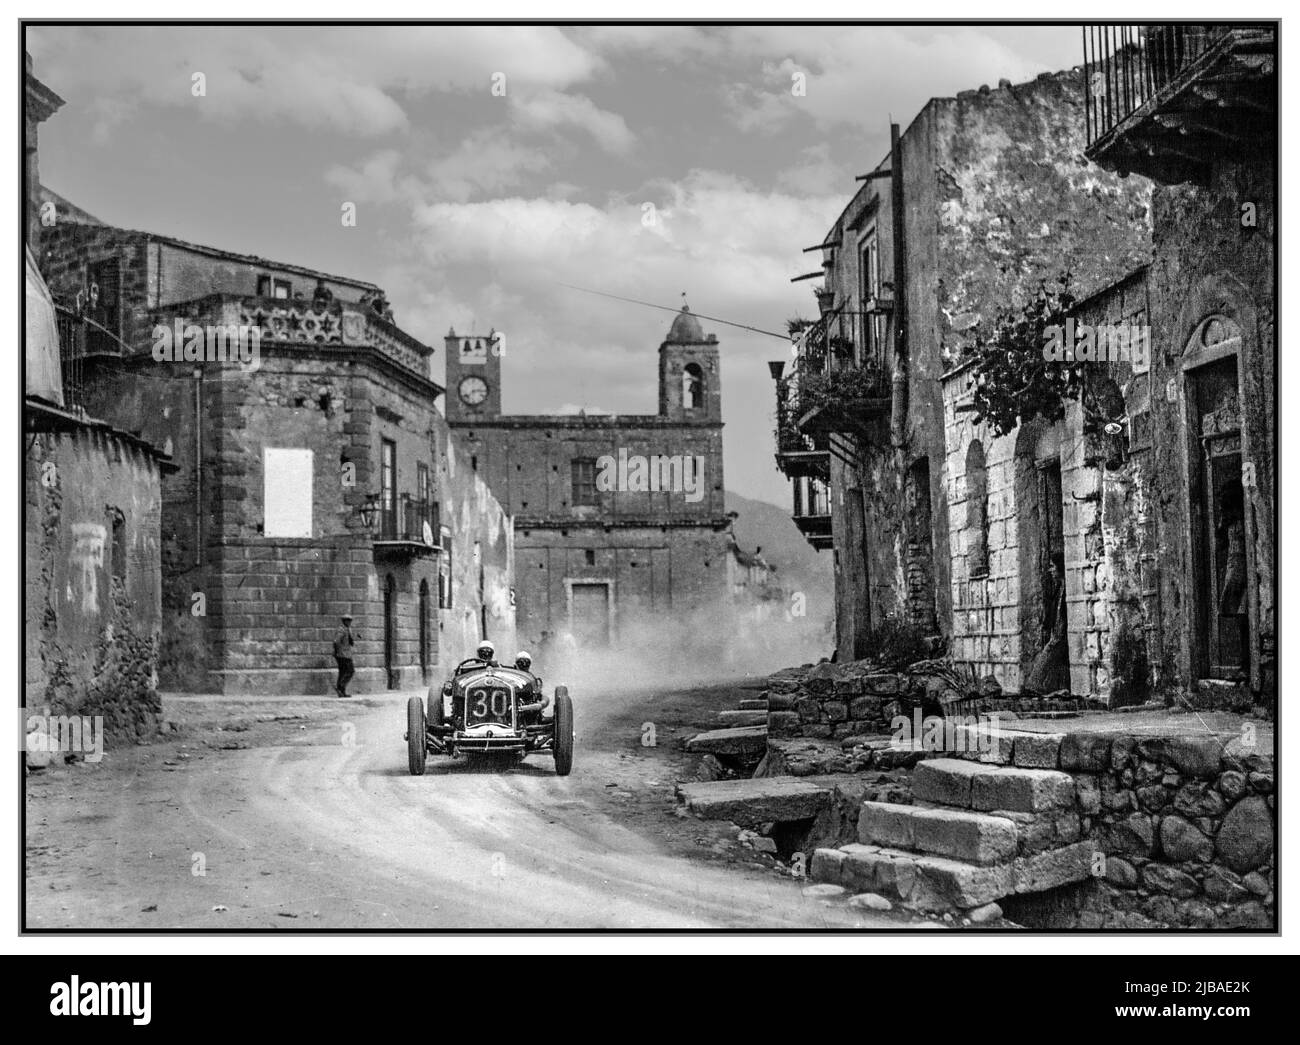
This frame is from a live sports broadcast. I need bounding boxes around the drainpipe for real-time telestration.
[889,121,908,449]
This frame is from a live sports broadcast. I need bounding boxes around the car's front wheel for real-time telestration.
[426,686,445,729]
[407,696,427,776]
[553,686,574,777]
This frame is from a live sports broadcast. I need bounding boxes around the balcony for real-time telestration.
[791,475,833,551]
[54,305,88,413]
[1083,24,1275,184]
[374,495,440,558]
[774,370,830,481]
[793,363,891,443]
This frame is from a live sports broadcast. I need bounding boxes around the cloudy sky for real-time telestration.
[28,24,1083,504]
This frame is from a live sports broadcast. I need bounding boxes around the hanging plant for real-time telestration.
[961,271,1082,438]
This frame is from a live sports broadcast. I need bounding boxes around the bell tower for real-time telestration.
[444,328,503,422]
[658,304,721,422]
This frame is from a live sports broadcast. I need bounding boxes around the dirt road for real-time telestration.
[26,677,907,930]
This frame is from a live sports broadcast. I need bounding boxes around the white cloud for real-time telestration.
[28,25,607,139]
[508,89,635,156]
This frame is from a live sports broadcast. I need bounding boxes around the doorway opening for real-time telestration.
[1187,350,1249,679]
[384,573,397,689]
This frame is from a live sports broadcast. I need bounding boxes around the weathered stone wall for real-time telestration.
[37,223,376,320]
[938,270,1160,704]
[951,726,1274,929]
[766,660,926,742]
[1141,159,1276,705]
[817,67,1153,661]
[436,427,516,666]
[25,426,164,744]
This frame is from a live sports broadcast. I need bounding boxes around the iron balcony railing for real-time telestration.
[792,475,831,519]
[379,495,439,546]
[1084,25,1244,147]
[54,305,88,413]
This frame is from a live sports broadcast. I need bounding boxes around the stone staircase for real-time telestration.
[683,691,770,761]
[809,757,1094,912]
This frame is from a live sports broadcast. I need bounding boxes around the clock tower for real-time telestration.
[444,327,503,421]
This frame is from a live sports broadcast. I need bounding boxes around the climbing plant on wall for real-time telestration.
[962,272,1082,438]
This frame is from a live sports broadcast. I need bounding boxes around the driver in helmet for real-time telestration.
[512,650,548,723]
[454,640,498,675]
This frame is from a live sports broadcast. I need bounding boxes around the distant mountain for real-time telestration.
[725,489,833,602]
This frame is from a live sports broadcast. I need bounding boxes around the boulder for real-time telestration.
[1214,796,1273,873]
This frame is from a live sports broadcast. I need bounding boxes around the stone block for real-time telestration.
[1059,733,1113,771]
[684,725,768,756]
[971,767,1076,813]
[675,777,831,827]
[911,757,987,808]
[1012,732,1064,769]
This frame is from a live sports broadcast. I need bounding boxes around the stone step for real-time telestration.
[737,698,769,711]
[911,758,1076,813]
[809,839,1094,912]
[675,777,831,827]
[858,802,1019,866]
[684,725,767,757]
[717,709,767,727]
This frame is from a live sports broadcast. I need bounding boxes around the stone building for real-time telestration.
[1078,23,1275,708]
[38,219,514,693]
[941,267,1156,701]
[25,57,172,744]
[773,66,1152,663]
[445,307,733,661]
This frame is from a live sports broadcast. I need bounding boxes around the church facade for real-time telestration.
[444,307,732,660]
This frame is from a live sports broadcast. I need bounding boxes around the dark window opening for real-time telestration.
[380,438,396,538]
[683,363,705,409]
[258,275,292,299]
[110,509,126,582]
[571,458,599,506]
[584,549,596,566]
[966,440,990,578]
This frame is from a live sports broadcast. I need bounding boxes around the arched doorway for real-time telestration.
[1183,314,1249,679]
[383,573,397,689]
[1016,423,1066,692]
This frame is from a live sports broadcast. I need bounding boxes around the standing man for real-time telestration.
[334,613,356,698]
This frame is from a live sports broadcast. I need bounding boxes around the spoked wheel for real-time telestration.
[407,696,427,776]
[552,685,574,777]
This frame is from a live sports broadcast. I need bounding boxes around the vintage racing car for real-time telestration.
[406,659,573,776]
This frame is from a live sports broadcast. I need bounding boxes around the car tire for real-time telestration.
[553,686,574,777]
[426,686,444,729]
[407,696,427,776]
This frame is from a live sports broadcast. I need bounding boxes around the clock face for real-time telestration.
[458,375,489,406]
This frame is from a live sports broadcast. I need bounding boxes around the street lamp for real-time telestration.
[767,360,786,381]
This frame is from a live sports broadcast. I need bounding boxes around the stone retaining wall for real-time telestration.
[948,726,1274,929]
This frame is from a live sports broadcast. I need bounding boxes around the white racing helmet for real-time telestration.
[476,640,496,661]
[514,651,533,670]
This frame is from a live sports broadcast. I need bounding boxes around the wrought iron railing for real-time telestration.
[54,305,87,412]
[792,475,830,519]
[1083,25,1233,146]
[379,495,439,545]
